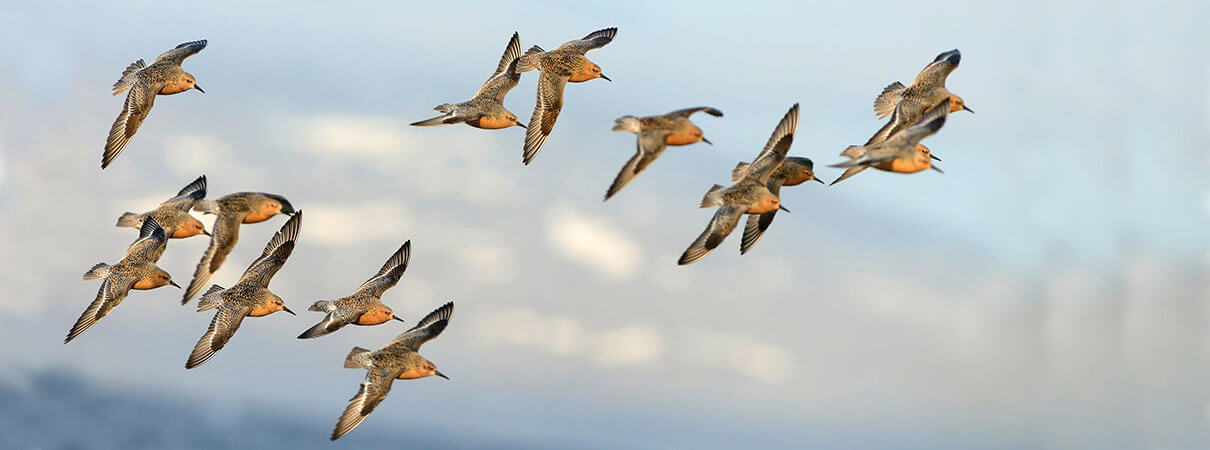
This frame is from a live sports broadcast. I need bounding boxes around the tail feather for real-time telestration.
[433,103,455,113]
[410,113,459,127]
[611,116,641,133]
[731,162,750,182]
[298,321,334,339]
[700,184,725,208]
[192,199,219,214]
[873,81,906,119]
[112,59,146,95]
[344,347,373,369]
[115,212,143,228]
[196,285,225,312]
[840,145,866,159]
[515,45,545,72]
[82,263,112,281]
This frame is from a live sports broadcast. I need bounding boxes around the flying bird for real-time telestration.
[182,192,295,305]
[66,218,179,343]
[679,104,799,265]
[330,302,453,440]
[729,156,824,254]
[104,40,207,169]
[834,49,970,185]
[606,106,722,200]
[185,212,303,369]
[115,175,209,239]
[829,98,950,180]
[411,32,526,130]
[515,27,617,165]
[298,241,411,339]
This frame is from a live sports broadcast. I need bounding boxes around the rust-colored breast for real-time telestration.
[242,209,275,224]
[396,366,433,380]
[132,278,161,290]
[357,310,392,326]
[664,128,702,146]
[886,158,930,174]
[158,81,191,95]
[468,116,515,130]
[248,304,277,317]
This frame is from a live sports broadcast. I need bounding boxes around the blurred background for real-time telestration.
[1,0,1208,448]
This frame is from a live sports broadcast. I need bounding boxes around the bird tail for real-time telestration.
[515,45,544,73]
[410,113,458,127]
[192,199,219,214]
[873,81,906,119]
[308,300,333,312]
[433,103,455,114]
[82,263,112,281]
[700,184,725,208]
[344,347,373,369]
[112,59,146,95]
[840,145,866,160]
[196,285,225,312]
[115,212,142,228]
[731,162,751,182]
[611,116,641,133]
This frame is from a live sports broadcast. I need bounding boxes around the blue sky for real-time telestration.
[1,1,1208,448]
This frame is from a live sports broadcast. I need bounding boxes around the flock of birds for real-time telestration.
[79,27,970,441]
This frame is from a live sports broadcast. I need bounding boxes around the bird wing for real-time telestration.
[185,303,250,369]
[161,175,207,212]
[605,130,669,199]
[743,104,799,184]
[237,212,302,288]
[182,209,242,304]
[474,32,523,103]
[388,301,453,351]
[739,182,783,255]
[668,106,723,118]
[911,49,961,89]
[556,27,617,54]
[522,71,569,164]
[353,241,411,297]
[102,81,156,169]
[330,366,400,440]
[121,217,168,264]
[64,275,135,343]
[153,40,208,65]
[678,205,744,265]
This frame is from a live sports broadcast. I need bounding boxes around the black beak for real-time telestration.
[202,230,212,236]
[169,281,181,289]
[194,84,205,94]
[701,137,713,145]
[282,306,296,315]
[392,315,405,323]
[962,104,973,113]
[813,177,825,184]
[435,370,449,380]
[930,154,942,161]
[600,74,612,82]
[778,204,791,213]
[931,165,945,174]
[516,122,527,129]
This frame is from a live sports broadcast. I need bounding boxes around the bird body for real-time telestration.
[830,98,951,180]
[606,106,722,199]
[104,40,207,169]
[411,33,526,130]
[729,156,824,254]
[182,192,295,305]
[298,241,410,339]
[115,175,209,239]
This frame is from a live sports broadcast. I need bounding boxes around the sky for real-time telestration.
[1,0,1208,448]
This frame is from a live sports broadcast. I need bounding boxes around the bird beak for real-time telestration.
[779,205,791,213]
[169,281,181,289]
[435,370,449,380]
[930,154,942,161]
[600,74,612,82]
[282,306,296,315]
[516,122,527,129]
[194,84,205,94]
[931,165,945,174]
[962,104,973,113]
[392,315,405,323]
[202,230,212,236]
[813,177,826,184]
[701,137,713,145]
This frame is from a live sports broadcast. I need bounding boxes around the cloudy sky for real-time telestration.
[1,0,1208,448]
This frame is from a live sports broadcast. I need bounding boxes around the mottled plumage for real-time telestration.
[729,156,824,254]
[115,175,209,239]
[830,98,950,181]
[104,40,207,169]
[606,107,722,200]
[330,302,453,440]
[410,32,526,130]
[516,27,617,165]
[299,241,410,339]
[679,104,799,265]
[66,218,179,343]
[182,192,295,305]
[185,212,302,369]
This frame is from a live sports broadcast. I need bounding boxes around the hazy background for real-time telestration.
[1,1,1208,448]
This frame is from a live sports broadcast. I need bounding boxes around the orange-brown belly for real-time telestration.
[158,83,190,95]
[664,130,701,146]
[568,71,596,83]
[132,279,160,290]
[243,210,275,224]
[747,203,779,214]
[356,311,392,326]
[468,116,514,130]
[877,159,929,174]
[248,305,277,317]
[396,366,432,380]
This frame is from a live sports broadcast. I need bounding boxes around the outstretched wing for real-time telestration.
[185,303,250,369]
[64,276,136,343]
[556,27,617,54]
[475,32,523,103]
[884,98,950,147]
[161,175,207,212]
[604,130,669,200]
[668,106,723,118]
[678,205,745,265]
[353,241,411,297]
[102,81,156,169]
[522,71,568,165]
[911,49,960,89]
[388,301,453,351]
[743,104,799,184]
[237,211,302,288]
[182,210,242,304]
[330,366,400,441]
[121,217,168,264]
[154,40,208,65]
[739,183,783,255]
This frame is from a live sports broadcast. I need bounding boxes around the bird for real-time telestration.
[411,32,527,130]
[185,212,303,369]
[181,192,295,305]
[298,241,411,339]
[66,218,179,343]
[606,106,723,200]
[515,27,617,165]
[829,98,950,180]
[104,40,207,169]
[330,301,453,441]
[729,156,825,255]
[679,104,799,265]
[115,175,209,239]
[833,49,970,185]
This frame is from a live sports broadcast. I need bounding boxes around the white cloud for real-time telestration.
[544,205,642,280]
[472,307,663,367]
[595,324,664,367]
[681,329,795,384]
[457,241,518,285]
[163,135,234,178]
[298,115,406,156]
[304,201,412,246]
